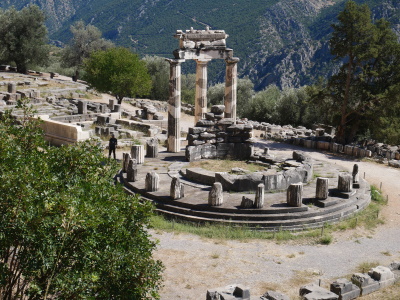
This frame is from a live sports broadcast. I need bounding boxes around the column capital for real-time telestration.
[165,58,186,65]
[225,57,240,64]
[195,58,211,65]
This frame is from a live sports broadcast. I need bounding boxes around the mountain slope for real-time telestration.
[2,0,400,90]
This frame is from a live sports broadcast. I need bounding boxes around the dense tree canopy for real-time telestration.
[0,5,49,73]
[143,55,170,101]
[83,47,152,103]
[0,102,163,299]
[62,21,114,80]
[326,0,400,144]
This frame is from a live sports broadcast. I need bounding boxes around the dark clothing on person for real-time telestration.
[109,137,117,159]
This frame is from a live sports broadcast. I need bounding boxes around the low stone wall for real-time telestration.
[207,262,400,299]
[40,115,92,146]
[186,113,254,162]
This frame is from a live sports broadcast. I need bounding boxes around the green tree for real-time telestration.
[0,5,49,73]
[0,102,163,299]
[83,47,152,104]
[207,82,225,107]
[143,55,169,101]
[62,21,115,81]
[236,78,255,118]
[327,1,400,144]
[181,73,196,104]
[243,85,280,122]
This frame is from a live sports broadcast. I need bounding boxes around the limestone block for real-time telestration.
[351,273,380,296]
[241,196,254,208]
[146,138,159,158]
[338,173,352,192]
[145,172,159,192]
[186,145,202,162]
[126,159,138,182]
[300,284,339,300]
[122,152,131,173]
[316,177,329,200]
[131,145,145,164]
[201,144,217,159]
[206,284,248,300]
[8,82,16,93]
[287,183,303,207]
[210,105,225,114]
[109,99,115,110]
[78,100,87,114]
[254,183,265,208]
[170,176,184,200]
[293,151,311,162]
[261,290,290,300]
[208,182,223,206]
[368,266,395,288]
[330,278,360,300]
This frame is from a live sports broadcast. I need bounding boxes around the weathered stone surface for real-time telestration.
[78,100,87,114]
[330,278,360,300]
[352,164,359,183]
[146,138,159,158]
[261,290,290,300]
[131,145,145,164]
[122,152,131,173]
[351,273,380,296]
[254,183,265,208]
[368,266,395,288]
[145,171,160,192]
[211,105,225,114]
[287,183,303,207]
[170,176,184,200]
[316,177,329,200]
[241,196,254,208]
[208,182,223,206]
[126,159,138,182]
[293,150,311,162]
[338,173,352,192]
[300,284,339,300]
[206,284,248,300]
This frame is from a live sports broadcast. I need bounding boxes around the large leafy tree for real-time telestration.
[0,102,163,299]
[62,21,114,80]
[0,5,49,74]
[83,47,152,103]
[327,1,400,144]
[143,55,170,101]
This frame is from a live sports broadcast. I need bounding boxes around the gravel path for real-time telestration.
[153,139,400,299]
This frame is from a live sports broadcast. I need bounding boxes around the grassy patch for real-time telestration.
[355,261,381,273]
[188,159,265,173]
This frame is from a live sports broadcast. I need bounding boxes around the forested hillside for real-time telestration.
[2,0,400,90]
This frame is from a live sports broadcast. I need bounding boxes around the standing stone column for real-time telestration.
[316,177,329,200]
[126,159,138,182]
[287,183,303,207]
[109,99,115,111]
[131,145,145,164]
[254,183,265,208]
[208,182,223,206]
[166,59,185,152]
[352,164,359,183]
[8,82,16,94]
[78,100,87,114]
[338,173,352,192]
[195,59,210,123]
[170,177,184,200]
[122,152,131,173]
[224,57,239,123]
[146,138,159,158]
[145,172,160,192]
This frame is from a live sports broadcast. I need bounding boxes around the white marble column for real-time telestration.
[166,59,185,152]
[195,59,210,123]
[224,57,239,123]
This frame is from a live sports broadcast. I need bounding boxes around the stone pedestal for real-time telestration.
[126,159,138,182]
[287,183,303,207]
[208,182,223,206]
[122,152,131,173]
[8,82,16,94]
[316,177,329,200]
[131,145,145,164]
[224,57,239,122]
[241,196,254,208]
[338,173,352,192]
[145,172,159,192]
[170,177,184,200]
[78,100,87,114]
[146,138,159,158]
[195,59,210,123]
[254,183,265,208]
[109,99,115,111]
[166,59,184,152]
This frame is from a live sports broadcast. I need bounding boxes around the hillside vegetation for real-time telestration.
[3,0,400,89]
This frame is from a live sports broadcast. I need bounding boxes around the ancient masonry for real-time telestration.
[166,27,239,152]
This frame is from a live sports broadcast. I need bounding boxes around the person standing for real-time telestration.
[108,133,117,159]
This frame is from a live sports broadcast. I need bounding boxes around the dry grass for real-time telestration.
[188,159,265,173]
